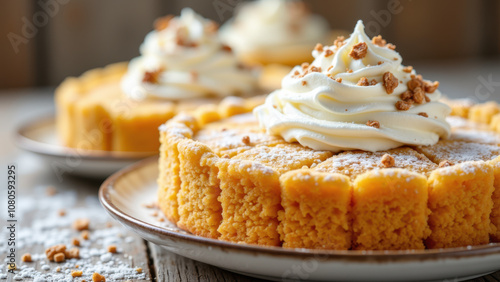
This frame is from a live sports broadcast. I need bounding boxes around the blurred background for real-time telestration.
[1,0,499,91]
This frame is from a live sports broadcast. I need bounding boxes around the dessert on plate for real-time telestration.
[157,20,500,250]
[56,8,259,153]
[219,0,332,91]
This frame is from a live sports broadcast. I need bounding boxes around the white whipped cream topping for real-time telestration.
[219,0,329,58]
[121,8,256,100]
[254,20,451,152]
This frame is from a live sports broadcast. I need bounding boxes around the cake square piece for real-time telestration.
[278,170,352,250]
[426,162,494,248]
[314,147,437,180]
[468,101,500,124]
[488,156,500,242]
[352,169,430,250]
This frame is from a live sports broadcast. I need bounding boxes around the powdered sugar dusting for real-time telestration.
[417,141,500,163]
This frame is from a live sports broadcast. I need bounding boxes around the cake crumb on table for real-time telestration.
[53,252,65,263]
[71,270,83,277]
[21,253,32,262]
[81,230,90,240]
[45,244,66,261]
[107,245,117,253]
[73,218,90,231]
[92,272,106,282]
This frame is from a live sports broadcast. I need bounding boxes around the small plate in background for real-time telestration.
[15,116,156,178]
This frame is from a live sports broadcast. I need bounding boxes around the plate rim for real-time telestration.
[15,115,157,161]
[99,156,500,262]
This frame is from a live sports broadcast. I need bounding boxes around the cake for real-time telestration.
[157,20,500,250]
[56,8,259,153]
[219,0,332,91]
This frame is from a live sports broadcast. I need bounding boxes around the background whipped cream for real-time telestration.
[219,0,329,59]
[121,8,256,100]
[254,20,451,152]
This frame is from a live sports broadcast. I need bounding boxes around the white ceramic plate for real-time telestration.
[99,157,500,282]
[15,116,156,178]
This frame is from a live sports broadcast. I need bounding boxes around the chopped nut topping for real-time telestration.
[383,72,399,94]
[334,36,345,48]
[21,253,32,262]
[154,15,174,31]
[92,272,106,282]
[377,61,383,65]
[418,112,429,117]
[400,90,413,102]
[221,44,232,52]
[157,217,165,222]
[324,49,334,57]
[108,245,117,253]
[242,136,251,145]
[301,63,309,70]
[327,65,333,71]
[58,209,66,216]
[425,95,431,103]
[439,160,454,168]
[54,252,65,263]
[142,69,162,84]
[372,35,387,47]
[190,70,198,82]
[314,43,324,52]
[366,120,380,128]
[81,230,90,240]
[73,218,89,231]
[346,68,353,73]
[66,248,80,259]
[46,244,66,261]
[71,270,83,277]
[205,21,219,33]
[412,87,425,104]
[407,74,423,91]
[386,43,396,50]
[370,79,377,85]
[424,80,439,93]
[72,238,80,246]
[395,100,412,111]
[380,154,395,168]
[403,66,413,73]
[349,42,368,60]
[357,77,369,86]
[335,77,343,83]
[302,81,307,86]
[46,186,57,196]
[310,66,321,72]
[293,70,300,76]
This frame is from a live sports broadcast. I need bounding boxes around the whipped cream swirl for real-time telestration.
[254,20,451,152]
[219,0,329,60]
[121,8,256,100]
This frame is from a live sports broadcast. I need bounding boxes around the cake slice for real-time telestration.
[415,141,498,247]
[278,169,352,249]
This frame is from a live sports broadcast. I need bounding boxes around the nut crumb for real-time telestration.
[370,79,377,85]
[335,77,342,83]
[377,61,383,65]
[349,42,368,60]
[92,272,106,282]
[71,270,83,277]
[58,209,66,217]
[242,136,251,145]
[136,268,143,274]
[157,217,165,222]
[372,35,387,47]
[386,43,396,50]
[142,69,162,84]
[357,77,369,86]
[81,230,90,240]
[21,253,32,262]
[54,252,65,263]
[380,154,395,168]
[66,248,80,259]
[424,80,439,93]
[56,267,61,272]
[366,120,380,128]
[324,49,334,57]
[403,66,413,73]
[439,160,454,168]
[221,44,232,52]
[346,68,353,73]
[46,244,66,261]
[412,87,425,104]
[314,43,324,52]
[302,80,307,86]
[418,112,428,117]
[395,100,412,111]
[407,74,423,91]
[383,72,399,94]
[107,245,117,253]
[73,218,89,231]
[154,15,173,31]
[400,90,413,101]
[301,62,309,70]
[46,186,57,196]
[334,36,345,48]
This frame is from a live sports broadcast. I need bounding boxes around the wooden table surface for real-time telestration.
[1,59,500,281]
